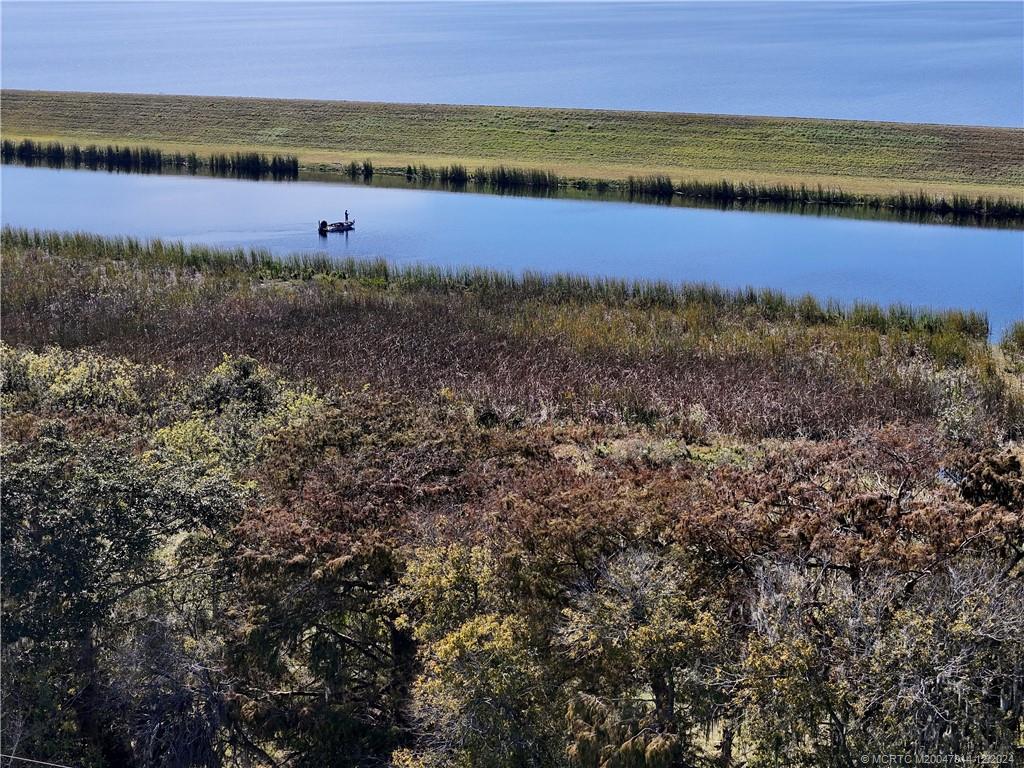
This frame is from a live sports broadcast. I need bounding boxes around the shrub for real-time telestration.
[936,369,988,446]
[1001,320,1024,358]
[150,418,225,467]
[199,354,280,415]
[1,344,156,413]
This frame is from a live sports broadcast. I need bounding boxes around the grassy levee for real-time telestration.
[3,89,1023,200]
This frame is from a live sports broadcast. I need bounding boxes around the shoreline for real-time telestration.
[5,135,1023,225]
[4,89,1022,203]
[0,226,1002,341]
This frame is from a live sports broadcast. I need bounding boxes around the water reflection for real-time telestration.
[5,156,1017,230]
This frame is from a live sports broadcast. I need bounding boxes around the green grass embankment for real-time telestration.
[3,89,1022,201]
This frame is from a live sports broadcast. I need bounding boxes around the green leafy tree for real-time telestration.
[1,421,240,765]
[396,544,563,768]
[559,549,725,767]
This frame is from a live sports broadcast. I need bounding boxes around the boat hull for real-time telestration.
[318,219,355,233]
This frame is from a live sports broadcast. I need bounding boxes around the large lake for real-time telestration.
[3,165,1021,337]
[2,1,1021,126]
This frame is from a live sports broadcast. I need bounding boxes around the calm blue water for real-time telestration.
[2,1,1021,126]
[3,165,1021,336]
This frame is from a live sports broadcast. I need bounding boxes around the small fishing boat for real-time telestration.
[318,219,355,234]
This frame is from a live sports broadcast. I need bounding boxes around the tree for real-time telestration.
[1,421,240,765]
[397,544,562,768]
[559,549,725,767]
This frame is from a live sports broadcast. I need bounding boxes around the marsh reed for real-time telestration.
[2,138,298,179]
[4,138,1020,221]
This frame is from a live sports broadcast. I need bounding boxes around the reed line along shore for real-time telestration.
[4,89,1023,202]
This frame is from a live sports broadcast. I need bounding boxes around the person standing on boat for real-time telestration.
[345,209,349,222]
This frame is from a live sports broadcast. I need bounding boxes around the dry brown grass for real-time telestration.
[5,228,1018,441]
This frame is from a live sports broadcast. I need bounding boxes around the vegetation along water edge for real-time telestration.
[3,89,1022,206]
[5,137,1023,224]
